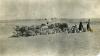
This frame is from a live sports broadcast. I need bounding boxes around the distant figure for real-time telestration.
[44,18,49,25]
[87,19,93,32]
[47,22,49,25]
[71,24,79,33]
[44,18,47,20]
[79,22,83,32]
[74,24,79,33]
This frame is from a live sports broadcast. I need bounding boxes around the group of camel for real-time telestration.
[12,19,92,37]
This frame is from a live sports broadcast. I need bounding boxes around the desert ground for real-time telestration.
[0,19,100,56]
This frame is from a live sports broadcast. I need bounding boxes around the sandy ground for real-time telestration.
[0,21,100,56]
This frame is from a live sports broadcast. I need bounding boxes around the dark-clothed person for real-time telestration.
[79,22,83,31]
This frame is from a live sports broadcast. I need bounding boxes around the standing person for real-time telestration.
[87,19,93,32]
[79,21,83,32]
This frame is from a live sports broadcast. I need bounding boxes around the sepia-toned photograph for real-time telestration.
[0,0,100,56]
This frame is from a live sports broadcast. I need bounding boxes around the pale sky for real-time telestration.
[0,0,100,20]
